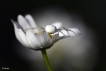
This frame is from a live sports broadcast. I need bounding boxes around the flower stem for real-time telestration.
[41,49,53,71]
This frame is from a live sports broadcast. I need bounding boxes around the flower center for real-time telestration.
[38,31,53,39]
[38,32,42,34]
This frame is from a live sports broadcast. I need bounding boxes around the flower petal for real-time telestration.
[52,22,62,29]
[41,31,51,47]
[18,29,30,47]
[11,20,23,43]
[33,27,44,33]
[34,33,44,48]
[67,28,81,36]
[57,28,80,40]
[58,29,69,37]
[51,32,59,44]
[25,14,37,28]
[17,15,30,30]
[26,30,41,50]
[12,20,29,47]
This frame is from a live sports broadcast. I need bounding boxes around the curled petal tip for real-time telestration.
[17,14,30,29]
[25,14,31,16]
[69,28,81,36]
[25,14,37,28]
[18,14,24,20]
[18,15,22,19]
[11,19,15,23]
[11,19,16,26]
[11,19,13,22]
[17,15,21,18]
[18,14,22,16]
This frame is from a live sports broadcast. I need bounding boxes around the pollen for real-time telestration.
[38,32,42,34]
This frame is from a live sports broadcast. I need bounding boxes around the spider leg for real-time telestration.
[62,27,70,36]
[58,28,66,36]
[68,29,77,35]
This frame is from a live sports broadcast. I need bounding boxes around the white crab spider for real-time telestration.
[45,24,78,37]
[45,25,57,34]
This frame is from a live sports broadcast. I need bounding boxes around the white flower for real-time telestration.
[11,14,80,50]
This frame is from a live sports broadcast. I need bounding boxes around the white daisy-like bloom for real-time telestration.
[11,14,80,50]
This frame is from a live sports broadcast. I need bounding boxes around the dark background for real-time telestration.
[0,0,105,71]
